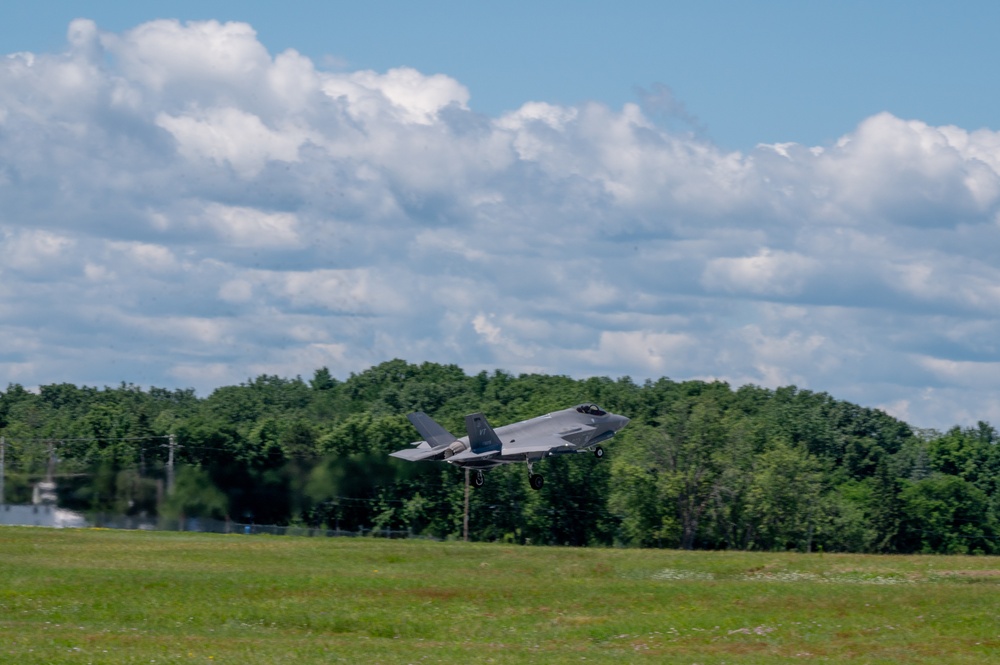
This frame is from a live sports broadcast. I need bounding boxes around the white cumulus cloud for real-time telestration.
[1,18,1000,430]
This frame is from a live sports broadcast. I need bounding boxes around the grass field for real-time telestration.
[1,527,998,664]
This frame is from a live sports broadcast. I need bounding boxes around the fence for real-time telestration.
[91,513,421,538]
[0,504,87,528]
[1,504,424,539]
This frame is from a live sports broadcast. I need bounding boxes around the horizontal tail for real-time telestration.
[407,412,458,449]
[390,446,446,462]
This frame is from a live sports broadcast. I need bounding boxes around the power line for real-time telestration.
[1,435,170,444]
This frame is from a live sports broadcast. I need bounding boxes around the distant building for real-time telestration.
[0,468,87,528]
[32,480,57,506]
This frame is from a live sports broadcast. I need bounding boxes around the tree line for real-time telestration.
[1,359,997,553]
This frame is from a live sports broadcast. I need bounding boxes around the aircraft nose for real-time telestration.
[614,414,630,430]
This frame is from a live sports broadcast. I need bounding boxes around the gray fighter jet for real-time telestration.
[389,404,629,490]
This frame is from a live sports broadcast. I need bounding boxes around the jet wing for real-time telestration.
[502,440,580,456]
[447,449,501,462]
[501,425,596,456]
[555,424,596,446]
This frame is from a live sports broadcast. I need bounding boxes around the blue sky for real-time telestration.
[4,1,999,149]
[2,2,1000,430]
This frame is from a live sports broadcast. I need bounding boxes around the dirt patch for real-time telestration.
[553,615,606,626]
[403,587,462,600]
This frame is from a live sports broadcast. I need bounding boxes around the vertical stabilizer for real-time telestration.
[464,413,503,454]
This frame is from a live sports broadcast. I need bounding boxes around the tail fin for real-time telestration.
[464,413,503,454]
[407,412,458,449]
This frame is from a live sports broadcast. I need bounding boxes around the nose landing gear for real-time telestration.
[594,445,605,459]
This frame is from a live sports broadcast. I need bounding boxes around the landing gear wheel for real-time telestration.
[472,470,485,488]
[529,474,544,491]
[594,445,605,459]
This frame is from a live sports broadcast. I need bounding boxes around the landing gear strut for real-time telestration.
[526,460,544,491]
[472,469,485,488]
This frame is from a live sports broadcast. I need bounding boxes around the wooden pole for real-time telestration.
[463,468,470,542]
[167,434,176,495]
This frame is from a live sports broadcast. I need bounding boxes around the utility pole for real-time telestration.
[1,436,5,507]
[166,434,176,495]
[463,468,470,542]
[45,441,55,484]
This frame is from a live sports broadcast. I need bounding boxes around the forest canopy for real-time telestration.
[1,359,997,554]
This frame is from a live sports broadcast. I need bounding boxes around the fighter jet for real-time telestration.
[389,404,629,490]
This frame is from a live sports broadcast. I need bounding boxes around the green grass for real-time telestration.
[1,527,999,663]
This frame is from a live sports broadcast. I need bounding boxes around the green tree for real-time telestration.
[161,465,229,520]
[868,457,904,552]
[608,426,677,547]
[745,442,823,551]
[609,388,739,549]
[898,475,996,554]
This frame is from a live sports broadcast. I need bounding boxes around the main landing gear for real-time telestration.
[526,460,544,491]
[472,469,485,488]
[521,447,604,491]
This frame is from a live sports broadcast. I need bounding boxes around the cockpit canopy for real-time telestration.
[576,403,607,416]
